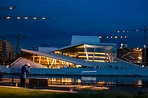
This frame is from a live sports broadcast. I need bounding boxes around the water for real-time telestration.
[3,74,148,87]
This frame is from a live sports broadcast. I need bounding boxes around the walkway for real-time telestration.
[0,78,109,93]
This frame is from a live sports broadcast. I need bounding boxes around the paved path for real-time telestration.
[0,78,109,93]
[0,85,78,93]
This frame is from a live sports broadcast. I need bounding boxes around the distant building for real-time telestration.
[120,43,128,49]
[117,46,148,66]
[0,40,15,65]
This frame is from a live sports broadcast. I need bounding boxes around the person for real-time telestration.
[20,63,30,87]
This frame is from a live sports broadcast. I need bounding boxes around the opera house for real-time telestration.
[3,35,148,76]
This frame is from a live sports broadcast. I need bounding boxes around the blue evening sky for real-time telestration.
[0,0,148,49]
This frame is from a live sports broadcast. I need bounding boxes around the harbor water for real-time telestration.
[3,73,148,87]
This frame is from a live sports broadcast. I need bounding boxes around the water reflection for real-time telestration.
[3,74,148,87]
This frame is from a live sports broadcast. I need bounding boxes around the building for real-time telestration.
[18,35,117,68]
[117,48,143,65]
[20,42,117,69]
[117,44,148,66]
[3,36,148,76]
[0,40,15,65]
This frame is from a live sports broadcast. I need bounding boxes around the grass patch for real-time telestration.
[0,86,148,98]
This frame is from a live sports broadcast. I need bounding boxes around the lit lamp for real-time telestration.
[42,17,46,20]
[6,16,11,19]
[24,16,28,19]
[9,6,16,10]
[17,16,21,19]
[33,17,37,20]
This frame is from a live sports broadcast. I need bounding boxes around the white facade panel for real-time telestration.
[38,47,57,54]
[71,35,100,45]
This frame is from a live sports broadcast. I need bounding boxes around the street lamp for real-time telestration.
[99,35,128,42]
[0,6,16,10]
[143,26,147,66]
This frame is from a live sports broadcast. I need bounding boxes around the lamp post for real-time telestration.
[0,6,16,10]
[143,26,147,66]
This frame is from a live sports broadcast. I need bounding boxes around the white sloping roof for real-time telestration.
[38,47,57,53]
[21,49,94,67]
[10,57,47,68]
[54,42,116,51]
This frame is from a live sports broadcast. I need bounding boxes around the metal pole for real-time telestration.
[144,26,147,66]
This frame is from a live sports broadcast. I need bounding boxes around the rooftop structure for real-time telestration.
[0,40,15,65]
[71,35,100,45]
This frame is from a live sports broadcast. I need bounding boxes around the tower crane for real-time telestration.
[15,33,26,59]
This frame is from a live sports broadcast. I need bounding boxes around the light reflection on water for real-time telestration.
[3,74,148,87]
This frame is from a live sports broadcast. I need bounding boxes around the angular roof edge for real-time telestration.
[54,42,117,51]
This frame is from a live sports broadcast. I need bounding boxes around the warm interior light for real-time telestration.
[78,52,105,55]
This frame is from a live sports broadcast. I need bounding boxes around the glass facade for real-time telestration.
[21,43,117,68]
[21,51,80,68]
[54,43,117,62]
